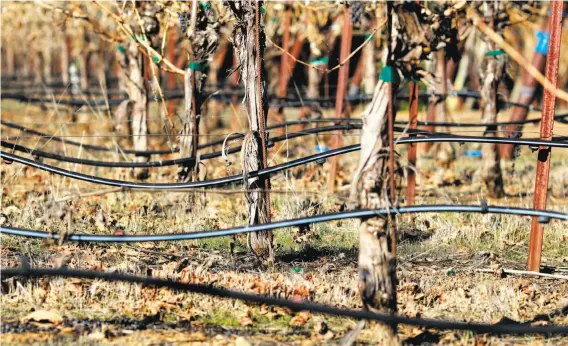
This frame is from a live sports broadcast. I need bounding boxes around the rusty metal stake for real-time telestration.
[274,5,292,138]
[527,0,564,272]
[255,1,271,223]
[166,29,178,118]
[277,7,291,99]
[406,81,419,207]
[327,5,352,193]
[423,52,446,152]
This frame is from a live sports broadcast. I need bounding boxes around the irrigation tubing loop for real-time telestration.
[4,87,568,126]
[1,132,566,172]
[1,205,566,243]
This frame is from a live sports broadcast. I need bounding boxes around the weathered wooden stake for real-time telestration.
[527,0,564,272]
[327,5,353,193]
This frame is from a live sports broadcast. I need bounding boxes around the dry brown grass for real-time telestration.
[1,100,568,345]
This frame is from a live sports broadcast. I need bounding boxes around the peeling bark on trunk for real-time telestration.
[349,4,417,341]
[179,0,219,182]
[179,69,200,180]
[479,2,505,198]
[228,0,273,263]
[124,43,148,162]
[351,80,398,341]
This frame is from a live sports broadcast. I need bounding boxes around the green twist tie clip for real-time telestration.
[486,49,505,57]
[189,62,207,71]
[310,57,329,66]
[379,65,400,84]
[140,35,147,41]
[199,1,211,11]
[260,6,265,14]
[364,33,375,41]
[131,35,137,41]
[152,56,160,63]
[117,45,126,53]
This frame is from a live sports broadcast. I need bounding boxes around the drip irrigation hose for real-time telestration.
[2,267,567,334]
[1,205,566,243]
[1,133,566,170]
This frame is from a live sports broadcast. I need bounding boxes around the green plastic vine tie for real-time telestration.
[379,65,400,85]
[199,1,211,11]
[486,49,505,57]
[310,57,329,66]
[189,62,207,72]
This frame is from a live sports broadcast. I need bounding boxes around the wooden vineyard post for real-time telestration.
[327,5,353,193]
[527,0,564,272]
[406,81,419,207]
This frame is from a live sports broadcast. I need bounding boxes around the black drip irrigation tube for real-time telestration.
[1,205,566,243]
[1,88,557,113]
[0,120,179,156]
[2,267,567,335]
[1,134,566,171]
[2,114,568,168]
[0,145,360,189]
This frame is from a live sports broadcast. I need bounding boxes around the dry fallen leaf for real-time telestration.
[234,336,252,346]
[290,311,312,326]
[21,310,63,325]
[239,316,255,327]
